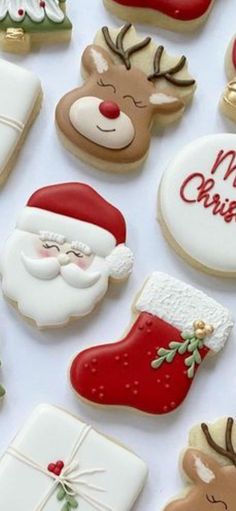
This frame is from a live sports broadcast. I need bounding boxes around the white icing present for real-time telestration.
[0,59,41,179]
[0,404,147,510]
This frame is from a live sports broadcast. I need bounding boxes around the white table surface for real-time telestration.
[0,1,236,509]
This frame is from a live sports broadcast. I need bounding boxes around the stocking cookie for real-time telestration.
[103,0,215,32]
[70,272,233,415]
[163,417,236,511]
[55,23,196,173]
[0,0,72,54]
[0,183,134,328]
[0,404,148,510]
[159,133,236,276]
[0,59,42,186]
[220,35,236,122]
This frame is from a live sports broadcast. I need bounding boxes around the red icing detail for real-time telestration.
[40,1,46,7]
[18,8,24,16]
[70,312,210,415]
[48,460,64,475]
[179,150,236,224]
[232,39,236,71]
[99,101,121,119]
[110,0,213,21]
[27,183,127,245]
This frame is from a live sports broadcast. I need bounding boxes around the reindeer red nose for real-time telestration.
[99,101,120,119]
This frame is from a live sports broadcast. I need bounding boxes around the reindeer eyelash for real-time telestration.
[206,494,228,509]
[97,79,116,93]
[43,243,60,252]
[66,250,83,258]
[123,94,147,109]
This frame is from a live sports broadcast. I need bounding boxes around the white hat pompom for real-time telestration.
[106,244,134,280]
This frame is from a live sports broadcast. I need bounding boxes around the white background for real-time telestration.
[0,1,236,509]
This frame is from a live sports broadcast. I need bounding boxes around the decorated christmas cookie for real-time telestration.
[163,417,236,511]
[103,0,215,32]
[0,355,5,399]
[159,134,236,276]
[0,183,134,328]
[70,272,233,415]
[220,35,236,122]
[0,0,72,53]
[0,59,42,186]
[0,404,147,510]
[55,23,196,173]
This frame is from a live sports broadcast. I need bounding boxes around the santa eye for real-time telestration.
[123,94,147,108]
[66,250,84,258]
[206,495,228,509]
[97,78,116,93]
[43,243,60,252]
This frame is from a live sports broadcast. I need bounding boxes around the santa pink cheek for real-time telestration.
[38,248,58,258]
[75,258,91,270]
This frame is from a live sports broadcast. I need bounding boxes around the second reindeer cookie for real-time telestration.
[70,272,233,415]
[55,23,196,172]
[0,183,134,328]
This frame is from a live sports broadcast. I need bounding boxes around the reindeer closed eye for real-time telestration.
[206,494,228,509]
[55,23,196,172]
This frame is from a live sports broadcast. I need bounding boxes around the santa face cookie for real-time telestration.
[0,0,72,54]
[0,59,42,186]
[220,35,236,122]
[103,0,215,33]
[55,23,196,173]
[70,272,233,415]
[0,183,134,328]
[163,417,236,511]
[159,133,236,276]
[0,404,148,510]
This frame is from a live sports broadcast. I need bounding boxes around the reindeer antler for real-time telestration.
[148,45,195,87]
[201,418,236,467]
[101,23,151,70]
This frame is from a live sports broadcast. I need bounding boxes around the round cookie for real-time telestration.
[103,0,215,33]
[220,35,236,122]
[158,134,236,276]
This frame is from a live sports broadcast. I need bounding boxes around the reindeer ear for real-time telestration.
[82,45,114,76]
[182,449,220,485]
[149,92,184,114]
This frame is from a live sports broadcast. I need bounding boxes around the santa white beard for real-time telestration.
[0,230,110,327]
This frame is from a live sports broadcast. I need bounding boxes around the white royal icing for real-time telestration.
[106,244,134,280]
[0,404,147,510]
[0,59,41,179]
[159,134,236,274]
[0,0,65,23]
[135,272,233,352]
[69,97,135,150]
[194,456,215,484]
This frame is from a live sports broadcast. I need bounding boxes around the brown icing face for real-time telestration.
[55,24,194,169]
[164,418,236,511]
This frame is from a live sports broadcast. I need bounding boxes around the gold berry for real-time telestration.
[195,329,206,340]
[194,320,205,330]
[204,324,214,335]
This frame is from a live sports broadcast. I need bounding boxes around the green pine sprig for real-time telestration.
[57,484,78,511]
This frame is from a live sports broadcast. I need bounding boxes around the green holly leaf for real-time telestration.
[178,340,189,355]
[194,349,202,365]
[66,496,78,508]
[158,348,169,357]
[166,350,176,363]
[57,485,66,501]
[188,340,199,352]
[151,357,165,369]
[185,355,194,367]
[181,331,193,340]
[0,385,6,398]
[187,363,195,379]
[62,504,70,511]
[169,342,181,349]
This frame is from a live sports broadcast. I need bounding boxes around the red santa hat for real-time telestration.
[17,183,134,280]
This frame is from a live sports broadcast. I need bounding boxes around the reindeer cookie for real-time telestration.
[55,23,196,173]
[220,35,236,122]
[103,0,215,32]
[163,417,236,511]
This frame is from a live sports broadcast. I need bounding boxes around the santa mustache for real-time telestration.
[21,252,101,289]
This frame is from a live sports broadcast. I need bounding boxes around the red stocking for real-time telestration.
[70,273,232,415]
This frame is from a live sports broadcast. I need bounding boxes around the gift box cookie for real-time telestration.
[0,404,147,510]
[0,0,72,53]
[0,58,42,186]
